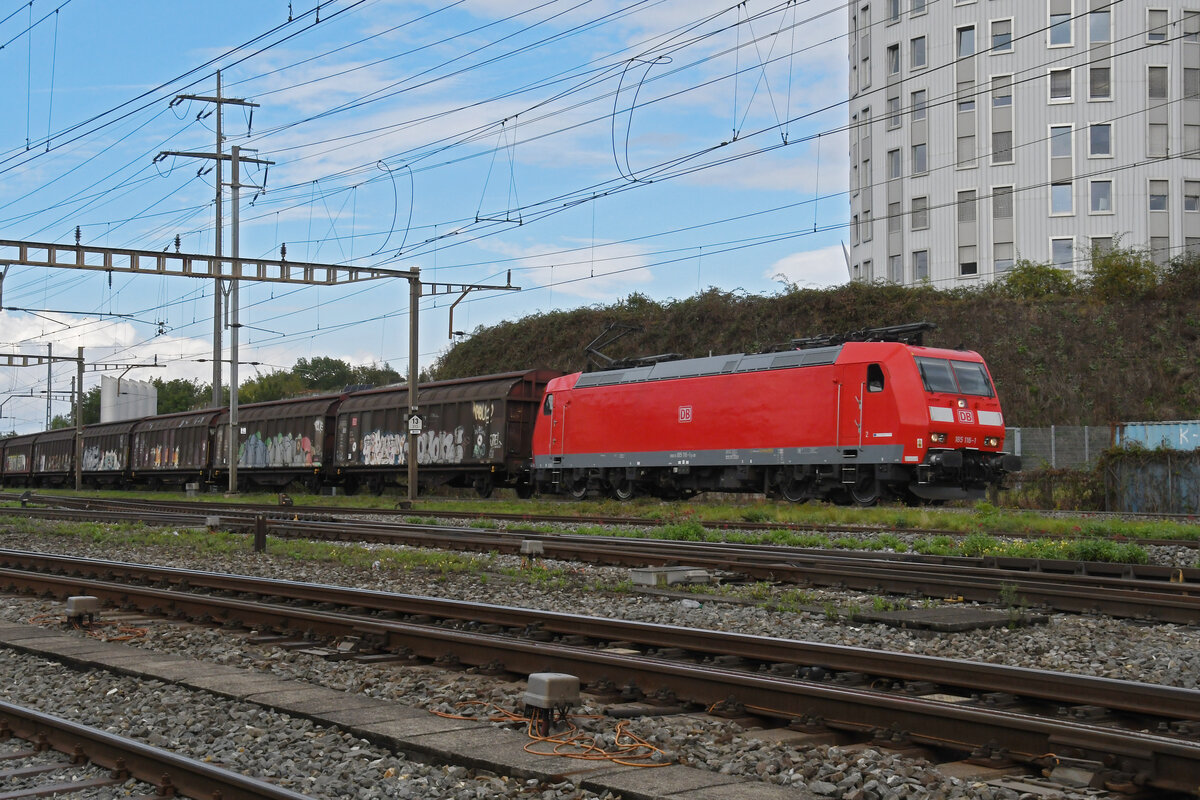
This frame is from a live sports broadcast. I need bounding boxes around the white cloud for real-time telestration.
[765,244,849,289]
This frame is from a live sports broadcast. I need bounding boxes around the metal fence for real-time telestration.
[1005,426,1113,470]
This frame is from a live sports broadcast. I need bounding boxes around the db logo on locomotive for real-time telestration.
[957,408,975,424]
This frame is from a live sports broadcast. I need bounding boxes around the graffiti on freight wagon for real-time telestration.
[82,446,123,471]
[356,425,489,465]
[239,432,318,468]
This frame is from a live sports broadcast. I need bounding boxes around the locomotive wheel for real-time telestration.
[849,474,879,507]
[609,478,636,501]
[568,480,589,500]
[779,479,810,504]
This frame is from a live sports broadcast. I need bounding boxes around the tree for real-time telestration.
[293,356,354,391]
[153,377,211,413]
[239,369,307,404]
[350,361,401,387]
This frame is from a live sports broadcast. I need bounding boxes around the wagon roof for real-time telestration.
[214,393,343,423]
[338,370,559,412]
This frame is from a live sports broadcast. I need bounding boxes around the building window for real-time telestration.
[1090,180,1113,213]
[957,26,975,58]
[1187,69,1200,99]
[887,97,901,128]
[993,186,1013,218]
[992,131,1013,163]
[994,242,1014,274]
[991,19,1012,52]
[888,202,902,234]
[912,143,928,174]
[862,209,872,241]
[1049,12,1071,46]
[957,134,976,166]
[1149,124,1168,157]
[912,0,926,14]
[889,254,903,282]
[1089,67,1111,100]
[1148,66,1168,100]
[888,148,901,179]
[1186,11,1200,43]
[1090,123,1111,156]
[1185,181,1200,211]
[959,245,978,276]
[1092,237,1113,255]
[1089,10,1111,43]
[992,74,1012,106]
[1187,125,1200,156]
[1189,238,1200,256]
[1150,180,1169,211]
[957,189,977,222]
[1051,182,1073,215]
[1051,238,1074,269]
[1049,68,1072,102]
[911,36,926,69]
[1148,9,1169,43]
[1050,125,1073,158]
[912,89,927,120]
[887,44,900,75]
[911,196,929,229]
[888,0,901,22]
[958,96,976,113]
[1151,237,1170,267]
[862,259,872,280]
[852,214,859,243]
[863,158,871,187]
[913,249,929,280]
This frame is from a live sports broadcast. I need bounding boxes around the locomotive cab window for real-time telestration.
[915,356,994,397]
[867,364,885,393]
[542,394,554,415]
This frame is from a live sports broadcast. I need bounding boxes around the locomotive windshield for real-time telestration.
[915,357,994,397]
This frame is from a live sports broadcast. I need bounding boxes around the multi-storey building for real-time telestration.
[847,1,1200,286]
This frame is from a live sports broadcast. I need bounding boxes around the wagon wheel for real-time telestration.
[514,481,534,499]
[474,476,494,499]
[304,475,322,495]
[342,477,360,496]
[609,478,637,501]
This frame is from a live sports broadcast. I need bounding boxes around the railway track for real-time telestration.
[2,549,1199,795]
[3,494,1199,624]
[9,491,1199,546]
[0,698,315,799]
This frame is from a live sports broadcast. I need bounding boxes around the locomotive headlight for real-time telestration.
[984,436,1000,447]
[930,432,947,444]
[956,398,967,408]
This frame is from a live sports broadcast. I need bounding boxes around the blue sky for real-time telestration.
[0,0,849,432]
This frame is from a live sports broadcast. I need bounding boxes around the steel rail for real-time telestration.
[11,491,1198,545]
[1,548,1195,721]
[4,499,1200,622]
[3,563,1200,794]
[0,699,316,800]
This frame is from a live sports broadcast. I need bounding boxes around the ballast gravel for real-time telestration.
[1,522,1196,800]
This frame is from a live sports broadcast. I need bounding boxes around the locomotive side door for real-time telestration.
[544,392,568,463]
[836,363,888,454]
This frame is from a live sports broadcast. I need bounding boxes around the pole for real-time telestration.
[212,70,223,408]
[45,343,51,428]
[228,146,241,494]
[407,270,420,503]
[74,347,82,491]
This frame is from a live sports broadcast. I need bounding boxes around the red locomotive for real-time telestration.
[531,323,1019,505]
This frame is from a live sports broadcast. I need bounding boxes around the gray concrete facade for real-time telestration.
[848,1,1200,286]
